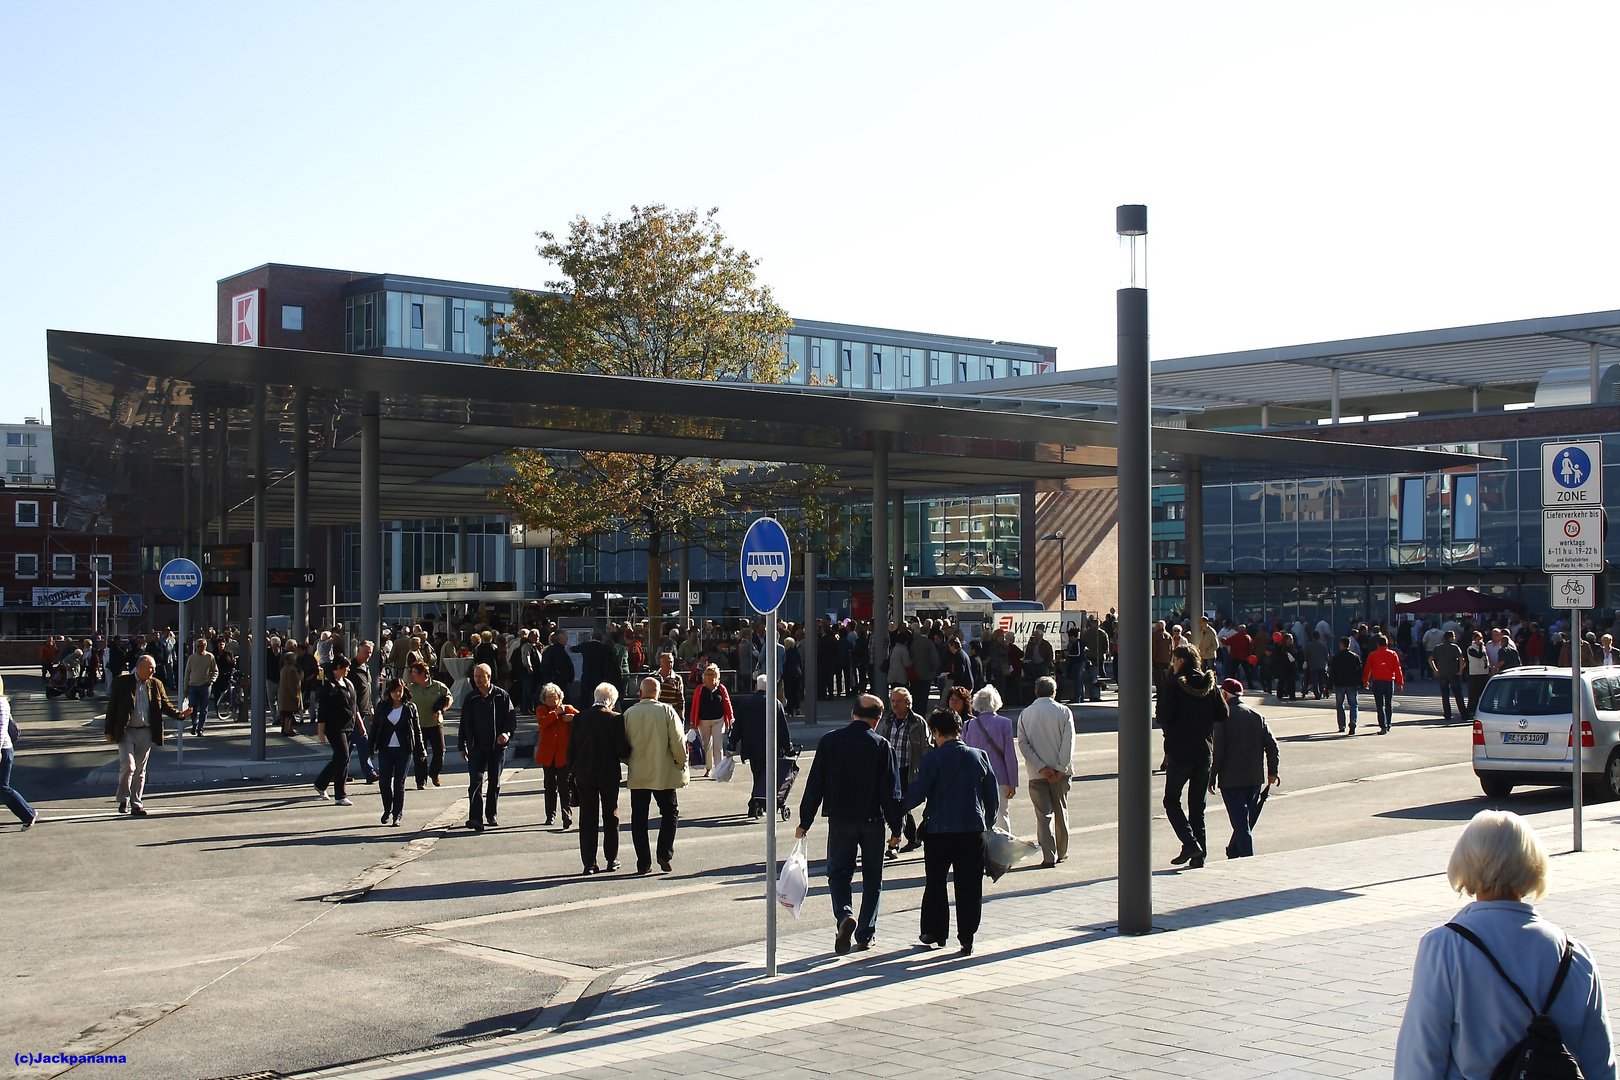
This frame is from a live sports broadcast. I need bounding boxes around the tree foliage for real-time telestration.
[488,205,798,636]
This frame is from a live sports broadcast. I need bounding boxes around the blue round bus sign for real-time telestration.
[740,517,792,614]
[159,558,203,603]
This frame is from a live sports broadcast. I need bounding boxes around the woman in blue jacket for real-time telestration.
[902,708,1001,956]
[1394,810,1615,1079]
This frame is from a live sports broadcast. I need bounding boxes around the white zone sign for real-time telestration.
[1542,441,1603,507]
[1543,508,1605,573]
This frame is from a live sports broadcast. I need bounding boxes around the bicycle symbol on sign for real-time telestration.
[1562,578,1587,599]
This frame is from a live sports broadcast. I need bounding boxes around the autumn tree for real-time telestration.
[489,205,793,640]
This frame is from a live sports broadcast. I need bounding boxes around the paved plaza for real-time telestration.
[8,675,1612,1080]
[288,802,1620,1080]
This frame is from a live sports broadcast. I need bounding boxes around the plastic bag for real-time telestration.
[777,837,810,918]
[712,754,736,783]
[983,829,1041,882]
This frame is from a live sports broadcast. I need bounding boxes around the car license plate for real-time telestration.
[1502,732,1548,745]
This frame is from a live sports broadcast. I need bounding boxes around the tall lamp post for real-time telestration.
[1116,204,1153,936]
[1042,532,1068,625]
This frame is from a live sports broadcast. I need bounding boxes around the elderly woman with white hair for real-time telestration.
[1394,810,1615,1079]
[962,685,1018,832]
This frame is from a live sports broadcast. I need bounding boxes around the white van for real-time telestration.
[1471,665,1620,800]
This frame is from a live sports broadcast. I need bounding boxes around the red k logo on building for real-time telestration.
[231,290,261,346]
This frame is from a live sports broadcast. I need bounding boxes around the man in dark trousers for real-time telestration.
[314,655,360,806]
[728,673,792,820]
[795,693,905,955]
[568,682,631,874]
[458,662,516,832]
[1209,679,1280,859]
[1156,646,1221,869]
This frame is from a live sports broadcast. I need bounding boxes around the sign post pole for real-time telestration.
[740,516,792,978]
[159,558,203,765]
[1541,440,1603,853]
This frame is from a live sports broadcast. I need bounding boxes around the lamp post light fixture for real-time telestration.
[1042,532,1068,626]
[1115,203,1153,937]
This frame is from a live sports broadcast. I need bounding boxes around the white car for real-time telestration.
[1472,665,1620,800]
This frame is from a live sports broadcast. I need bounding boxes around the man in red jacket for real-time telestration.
[1361,635,1406,735]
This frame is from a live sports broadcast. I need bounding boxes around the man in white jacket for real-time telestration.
[1016,676,1074,867]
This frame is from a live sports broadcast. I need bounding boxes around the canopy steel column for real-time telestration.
[1116,204,1153,936]
[250,390,267,761]
[677,542,689,632]
[293,390,309,642]
[361,392,381,687]
[803,550,817,721]
[1185,457,1203,624]
[871,433,889,692]
[216,412,229,628]
[892,489,905,631]
[1593,343,1601,405]
[456,517,468,575]
[1330,367,1340,424]
[196,399,208,572]
[181,407,191,562]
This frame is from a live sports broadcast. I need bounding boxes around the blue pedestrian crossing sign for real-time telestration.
[740,517,792,614]
[116,595,143,617]
[1065,584,1078,602]
[159,558,203,603]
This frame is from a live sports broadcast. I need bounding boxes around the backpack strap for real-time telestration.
[1543,935,1576,1015]
[1445,922,1550,1017]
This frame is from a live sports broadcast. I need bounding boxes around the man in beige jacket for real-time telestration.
[624,676,688,875]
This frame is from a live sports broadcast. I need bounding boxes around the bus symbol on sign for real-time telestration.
[745,552,785,582]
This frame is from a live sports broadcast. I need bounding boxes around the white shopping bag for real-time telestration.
[777,837,810,918]
[983,829,1041,882]
[712,754,736,782]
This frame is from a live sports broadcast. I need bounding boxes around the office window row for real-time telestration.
[781,335,1050,389]
[346,293,512,357]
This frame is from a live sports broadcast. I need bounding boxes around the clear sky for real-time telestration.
[3,1,1617,422]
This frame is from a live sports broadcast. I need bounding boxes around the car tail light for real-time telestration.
[1473,720,1484,746]
[1567,721,1595,748]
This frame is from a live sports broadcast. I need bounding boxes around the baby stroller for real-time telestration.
[45,655,91,699]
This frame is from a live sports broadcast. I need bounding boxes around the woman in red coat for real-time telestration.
[534,682,578,828]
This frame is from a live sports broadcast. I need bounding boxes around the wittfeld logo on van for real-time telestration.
[231,289,261,346]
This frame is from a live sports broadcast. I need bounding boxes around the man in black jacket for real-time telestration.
[728,674,792,820]
[571,630,613,706]
[1329,636,1364,734]
[314,655,360,806]
[794,693,905,954]
[458,663,516,832]
[541,632,576,702]
[1156,646,1221,869]
[568,683,631,874]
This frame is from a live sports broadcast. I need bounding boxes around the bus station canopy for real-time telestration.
[46,330,1490,532]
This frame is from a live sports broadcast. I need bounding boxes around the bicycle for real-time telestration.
[214,671,248,722]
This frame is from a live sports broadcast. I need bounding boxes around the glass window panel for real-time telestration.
[1232,483,1264,571]
[386,293,402,348]
[840,342,868,388]
[1479,441,1516,470]
[787,336,807,384]
[1452,474,1479,541]
[1399,477,1425,543]
[1297,480,1332,570]
[930,351,950,384]
[871,344,895,389]
[423,295,445,350]
[1333,478,1369,568]
[1264,482,1295,568]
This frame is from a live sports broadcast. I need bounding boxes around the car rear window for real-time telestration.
[1477,677,1572,717]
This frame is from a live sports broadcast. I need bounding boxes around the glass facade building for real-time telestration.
[1152,431,1620,628]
